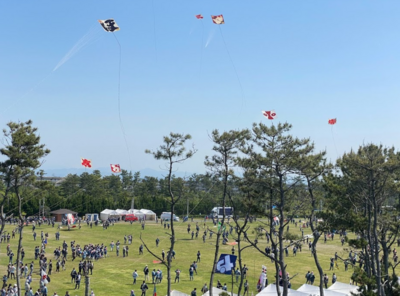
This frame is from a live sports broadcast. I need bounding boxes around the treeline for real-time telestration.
[0,170,241,217]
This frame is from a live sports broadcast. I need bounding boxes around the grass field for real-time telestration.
[0,220,366,296]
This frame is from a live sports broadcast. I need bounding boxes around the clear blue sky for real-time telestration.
[1,1,400,174]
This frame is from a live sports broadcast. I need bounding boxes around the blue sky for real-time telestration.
[1,1,400,175]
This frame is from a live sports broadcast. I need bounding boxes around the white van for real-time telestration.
[160,212,179,222]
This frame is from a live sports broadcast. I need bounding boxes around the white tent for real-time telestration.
[127,209,145,219]
[297,284,346,296]
[328,282,359,295]
[256,284,308,296]
[167,291,189,296]
[116,209,128,215]
[100,209,118,221]
[202,287,237,296]
[140,209,157,220]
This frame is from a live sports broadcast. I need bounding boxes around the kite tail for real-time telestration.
[218,26,246,108]
[113,33,133,171]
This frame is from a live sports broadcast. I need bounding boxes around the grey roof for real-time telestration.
[50,209,77,215]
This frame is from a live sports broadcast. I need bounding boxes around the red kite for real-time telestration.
[195,14,203,19]
[81,158,92,168]
[262,110,277,120]
[328,118,337,125]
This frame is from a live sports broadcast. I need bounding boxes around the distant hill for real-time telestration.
[41,167,193,179]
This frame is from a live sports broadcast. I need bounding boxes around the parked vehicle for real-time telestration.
[125,214,138,222]
[160,212,179,221]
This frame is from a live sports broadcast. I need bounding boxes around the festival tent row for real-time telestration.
[328,282,360,295]
[100,208,157,221]
[255,283,359,296]
[202,287,238,296]
[297,284,347,296]
[256,284,308,296]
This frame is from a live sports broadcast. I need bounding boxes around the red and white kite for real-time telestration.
[328,118,337,125]
[81,158,92,168]
[41,269,47,281]
[262,110,277,120]
[211,15,225,25]
[195,14,203,19]
[110,164,121,173]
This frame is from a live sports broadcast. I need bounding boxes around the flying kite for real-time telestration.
[328,118,337,125]
[110,164,121,173]
[211,15,225,25]
[262,110,277,120]
[195,14,203,19]
[81,158,92,168]
[98,19,120,32]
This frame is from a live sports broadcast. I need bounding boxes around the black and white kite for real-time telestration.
[98,19,120,32]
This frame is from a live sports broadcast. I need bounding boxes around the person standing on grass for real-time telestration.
[152,269,156,283]
[191,288,197,296]
[131,290,135,296]
[235,268,241,283]
[189,266,194,281]
[75,272,81,289]
[201,284,208,293]
[323,274,329,289]
[143,265,149,281]
[244,280,249,296]
[133,270,138,284]
[156,238,159,247]
[309,272,315,285]
[197,251,201,262]
[140,281,148,296]
[175,268,180,283]
[110,241,115,251]
[332,273,337,284]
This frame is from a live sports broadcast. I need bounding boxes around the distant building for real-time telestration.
[50,209,78,222]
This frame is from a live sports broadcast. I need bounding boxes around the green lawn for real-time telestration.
[0,220,375,296]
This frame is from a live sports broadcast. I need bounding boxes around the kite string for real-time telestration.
[152,0,158,62]
[218,26,246,108]
[112,33,133,171]
[331,125,339,159]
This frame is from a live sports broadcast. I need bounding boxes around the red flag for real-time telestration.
[211,15,224,25]
[81,158,92,168]
[328,118,337,125]
[110,164,121,173]
[195,14,203,19]
[262,110,277,120]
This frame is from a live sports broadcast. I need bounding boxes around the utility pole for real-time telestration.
[187,196,189,218]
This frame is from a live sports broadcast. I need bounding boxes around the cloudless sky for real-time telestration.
[1,1,400,175]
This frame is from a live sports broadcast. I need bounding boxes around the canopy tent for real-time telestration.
[167,291,190,296]
[140,209,156,220]
[115,209,128,215]
[127,209,145,219]
[328,282,360,295]
[256,284,308,296]
[100,209,118,221]
[298,284,346,296]
[202,287,237,296]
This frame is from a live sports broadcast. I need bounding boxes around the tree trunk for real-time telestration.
[210,162,228,296]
